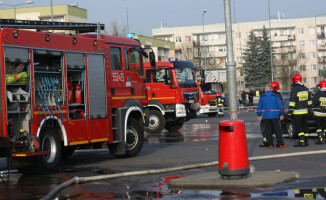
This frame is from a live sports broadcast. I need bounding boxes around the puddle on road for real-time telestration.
[145,123,261,144]
[55,174,326,199]
[3,166,326,200]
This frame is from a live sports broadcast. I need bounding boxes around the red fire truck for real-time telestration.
[0,19,154,174]
[197,81,224,117]
[144,61,200,133]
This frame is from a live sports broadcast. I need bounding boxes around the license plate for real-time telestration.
[189,100,194,103]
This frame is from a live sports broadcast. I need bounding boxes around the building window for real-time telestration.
[218,33,226,40]
[311,77,318,84]
[302,77,307,84]
[299,40,305,47]
[236,32,241,38]
[311,64,317,71]
[185,36,192,42]
[300,65,306,71]
[237,57,242,63]
[298,28,304,35]
[299,53,305,60]
[218,46,226,52]
[310,53,316,59]
[236,45,242,51]
[309,28,315,34]
[288,53,295,60]
[186,48,192,54]
[176,36,181,42]
[200,34,208,41]
[309,40,316,46]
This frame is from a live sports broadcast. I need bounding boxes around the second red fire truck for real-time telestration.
[0,19,154,174]
[144,61,200,133]
[197,81,224,117]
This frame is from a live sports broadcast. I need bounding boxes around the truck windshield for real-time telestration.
[200,83,221,94]
[175,68,196,88]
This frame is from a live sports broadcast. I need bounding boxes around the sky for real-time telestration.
[2,0,326,36]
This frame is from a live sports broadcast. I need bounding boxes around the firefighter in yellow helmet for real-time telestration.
[289,73,313,147]
[215,92,224,117]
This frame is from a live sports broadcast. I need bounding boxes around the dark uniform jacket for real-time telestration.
[289,83,312,115]
[274,91,283,102]
[312,88,326,116]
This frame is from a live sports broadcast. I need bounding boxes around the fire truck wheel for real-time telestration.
[207,113,217,117]
[33,128,62,174]
[165,121,184,132]
[118,118,144,158]
[146,110,165,134]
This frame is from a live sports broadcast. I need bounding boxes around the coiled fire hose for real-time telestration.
[40,149,326,200]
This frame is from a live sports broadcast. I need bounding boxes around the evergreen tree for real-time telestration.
[242,30,259,88]
[257,26,272,87]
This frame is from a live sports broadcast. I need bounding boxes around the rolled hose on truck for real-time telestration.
[6,72,28,84]
[40,149,326,200]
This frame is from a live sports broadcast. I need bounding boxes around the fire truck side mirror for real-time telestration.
[149,52,156,69]
[200,69,205,83]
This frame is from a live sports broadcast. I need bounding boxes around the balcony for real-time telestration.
[319,70,326,76]
[317,33,326,39]
[318,56,326,63]
[288,46,296,53]
[288,34,296,41]
[318,44,326,51]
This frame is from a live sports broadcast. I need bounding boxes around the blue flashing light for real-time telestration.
[127,33,133,38]
[170,59,174,62]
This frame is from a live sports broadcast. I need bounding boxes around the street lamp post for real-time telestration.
[50,0,54,21]
[0,1,33,20]
[315,13,326,82]
[202,9,207,70]
[268,0,274,81]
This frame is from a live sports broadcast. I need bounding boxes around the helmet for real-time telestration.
[270,81,280,91]
[292,73,302,83]
[319,80,326,88]
[216,92,221,96]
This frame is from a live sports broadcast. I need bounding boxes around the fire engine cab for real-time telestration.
[197,81,224,117]
[144,61,200,133]
[0,19,153,174]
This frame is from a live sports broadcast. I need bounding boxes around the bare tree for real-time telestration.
[179,43,193,61]
[109,21,127,37]
[274,46,307,89]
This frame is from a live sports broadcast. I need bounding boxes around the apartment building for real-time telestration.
[0,5,87,33]
[152,16,326,89]
[133,35,178,62]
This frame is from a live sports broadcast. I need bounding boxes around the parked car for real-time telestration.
[280,97,316,139]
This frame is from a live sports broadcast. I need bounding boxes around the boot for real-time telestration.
[259,140,268,147]
[294,136,306,147]
[305,136,309,146]
[315,133,324,145]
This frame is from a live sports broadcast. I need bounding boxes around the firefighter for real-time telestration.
[313,80,326,144]
[289,73,313,147]
[215,92,224,117]
[270,81,283,102]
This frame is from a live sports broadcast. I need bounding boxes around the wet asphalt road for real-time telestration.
[1,111,326,199]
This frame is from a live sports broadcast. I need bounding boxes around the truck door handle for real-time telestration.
[131,87,135,95]
[152,92,155,97]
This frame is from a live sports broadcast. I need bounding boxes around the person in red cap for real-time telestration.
[289,73,312,147]
[259,81,283,147]
[270,81,283,102]
[313,80,326,144]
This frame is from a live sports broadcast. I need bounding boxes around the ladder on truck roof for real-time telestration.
[0,19,105,38]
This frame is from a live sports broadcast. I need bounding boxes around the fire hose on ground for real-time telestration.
[40,149,326,200]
